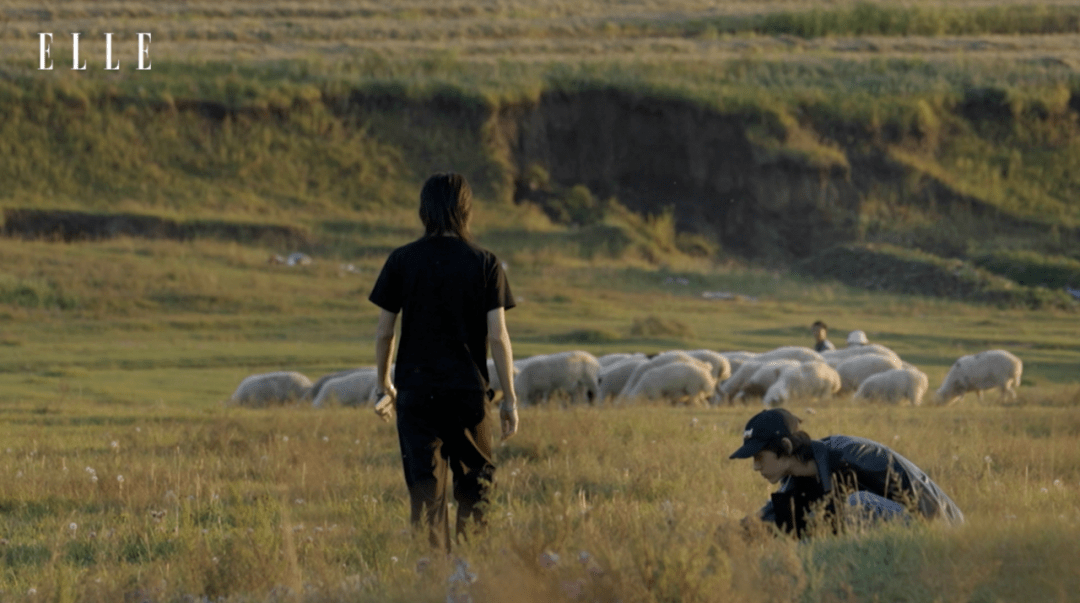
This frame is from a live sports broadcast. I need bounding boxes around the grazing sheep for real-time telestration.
[762,361,842,408]
[514,350,601,406]
[598,352,646,367]
[229,371,312,407]
[936,350,1023,405]
[621,351,697,399]
[755,346,825,364]
[734,359,802,403]
[718,359,765,404]
[598,356,648,403]
[308,368,371,402]
[312,368,379,408]
[621,359,717,407]
[854,367,930,406]
[820,344,901,369]
[835,354,904,393]
[682,349,732,383]
[718,351,758,376]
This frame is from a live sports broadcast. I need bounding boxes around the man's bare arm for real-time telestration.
[487,307,518,440]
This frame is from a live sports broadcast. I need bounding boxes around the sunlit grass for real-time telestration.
[1,399,1078,601]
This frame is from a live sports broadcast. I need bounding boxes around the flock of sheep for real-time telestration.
[228,341,1023,411]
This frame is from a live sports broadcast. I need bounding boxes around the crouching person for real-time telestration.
[730,409,964,538]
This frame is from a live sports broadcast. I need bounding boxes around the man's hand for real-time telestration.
[373,385,397,422]
[499,398,518,441]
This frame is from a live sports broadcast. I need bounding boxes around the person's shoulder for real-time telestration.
[821,434,889,455]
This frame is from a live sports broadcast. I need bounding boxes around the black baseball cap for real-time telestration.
[729,409,802,459]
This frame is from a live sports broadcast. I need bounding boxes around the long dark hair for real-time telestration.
[419,172,473,242]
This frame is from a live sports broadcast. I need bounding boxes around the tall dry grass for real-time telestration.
[1,398,1078,602]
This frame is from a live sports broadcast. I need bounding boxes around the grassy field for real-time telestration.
[2,0,1080,600]
[1,212,1079,602]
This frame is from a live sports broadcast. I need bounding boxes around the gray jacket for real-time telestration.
[760,435,965,532]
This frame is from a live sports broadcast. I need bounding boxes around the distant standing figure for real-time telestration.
[369,172,519,551]
[730,409,964,538]
[846,330,869,347]
[811,320,835,353]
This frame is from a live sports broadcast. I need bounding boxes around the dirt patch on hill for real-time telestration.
[485,87,1075,261]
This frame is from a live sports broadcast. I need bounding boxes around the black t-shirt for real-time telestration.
[368,236,514,392]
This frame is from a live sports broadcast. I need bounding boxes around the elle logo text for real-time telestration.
[39,33,152,71]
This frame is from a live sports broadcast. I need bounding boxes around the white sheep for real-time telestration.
[514,350,601,406]
[620,359,717,407]
[718,359,764,404]
[755,346,825,364]
[682,349,732,383]
[312,368,379,408]
[762,361,842,408]
[620,351,697,399]
[229,371,312,407]
[718,351,758,376]
[597,352,646,367]
[835,354,903,393]
[308,368,370,402]
[936,350,1022,405]
[820,344,901,369]
[854,366,930,406]
[598,356,648,403]
[734,359,802,403]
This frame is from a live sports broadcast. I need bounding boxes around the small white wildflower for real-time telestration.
[354,439,360,445]
[322,436,329,443]
[90,475,98,483]
[295,498,305,505]
[539,551,560,569]
[116,475,124,483]
[212,556,219,564]
[893,435,900,441]
[984,456,993,465]
[952,455,960,462]
[1054,479,1063,488]
[69,522,78,532]
[110,441,119,450]
[27,588,37,596]
[1041,487,1049,494]
[85,466,96,474]
[136,427,141,432]
[390,556,398,563]
[282,436,289,442]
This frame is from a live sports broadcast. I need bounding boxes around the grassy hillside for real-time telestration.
[1,2,1080,601]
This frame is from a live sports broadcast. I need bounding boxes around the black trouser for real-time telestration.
[395,389,495,551]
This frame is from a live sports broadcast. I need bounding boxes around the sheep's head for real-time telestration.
[935,385,962,406]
